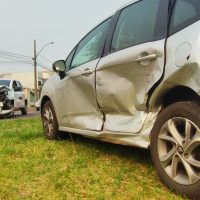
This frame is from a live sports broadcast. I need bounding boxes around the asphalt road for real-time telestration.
[14,110,40,119]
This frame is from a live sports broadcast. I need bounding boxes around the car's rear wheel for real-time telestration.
[42,100,66,140]
[151,102,200,199]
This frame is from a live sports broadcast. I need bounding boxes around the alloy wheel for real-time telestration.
[43,106,54,136]
[158,117,200,185]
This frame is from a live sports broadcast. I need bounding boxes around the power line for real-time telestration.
[38,54,53,64]
[0,50,32,59]
[0,55,52,71]
[0,55,32,62]
[38,66,52,71]
[0,55,32,63]
[0,55,17,61]
[37,62,52,71]
[0,49,53,70]
[0,53,32,65]
[0,53,32,61]
[0,50,53,66]
[0,60,52,72]
[0,61,33,64]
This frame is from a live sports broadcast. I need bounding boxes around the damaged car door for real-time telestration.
[96,0,169,133]
[55,19,111,130]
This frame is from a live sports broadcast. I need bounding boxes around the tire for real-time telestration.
[21,104,27,115]
[150,102,200,199]
[41,100,66,140]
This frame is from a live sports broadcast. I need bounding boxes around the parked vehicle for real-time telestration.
[0,79,27,116]
[35,99,40,111]
[40,0,200,198]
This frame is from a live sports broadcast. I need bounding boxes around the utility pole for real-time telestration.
[33,39,38,101]
[33,40,54,101]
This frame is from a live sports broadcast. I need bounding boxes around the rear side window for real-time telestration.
[111,0,162,51]
[169,0,200,35]
[71,19,110,68]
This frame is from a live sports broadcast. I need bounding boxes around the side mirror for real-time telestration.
[52,60,66,79]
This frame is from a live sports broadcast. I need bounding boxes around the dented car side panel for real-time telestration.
[59,111,158,149]
[55,59,104,131]
[149,21,200,110]
[40,0,200,149]
[96,39,165,133]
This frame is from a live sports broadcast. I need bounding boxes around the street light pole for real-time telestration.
[33,40,54,101]
[33,39,38,101]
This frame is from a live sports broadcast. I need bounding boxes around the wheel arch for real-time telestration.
[162,86,200,108]
[40,95,60,123]
[40,95,51,113]
[149,85,200,110]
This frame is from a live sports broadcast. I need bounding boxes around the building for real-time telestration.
[0,71,54,106]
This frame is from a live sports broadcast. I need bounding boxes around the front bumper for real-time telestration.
[0,102,14,116]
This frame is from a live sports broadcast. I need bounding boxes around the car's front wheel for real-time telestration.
[42,100,60,140]
[151,102,200,199]
[21,104,27,115]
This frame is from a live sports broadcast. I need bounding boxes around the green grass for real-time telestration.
[0,117,186,200]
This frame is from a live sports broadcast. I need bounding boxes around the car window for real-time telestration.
[169,0,200,35]
[111,0,161,51]
[16,81,23,91]
[65,48,76,69]
[12,81,17,90]
[16,81,21,87]
[0,80,10,87]
[71,19,110,69]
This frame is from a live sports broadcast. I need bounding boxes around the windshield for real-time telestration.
[0,80,10,87]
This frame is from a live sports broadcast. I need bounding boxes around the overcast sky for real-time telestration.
[0,0,130,73]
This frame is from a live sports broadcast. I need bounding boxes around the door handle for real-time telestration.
[135,53,158,62]
[81,68,93,76]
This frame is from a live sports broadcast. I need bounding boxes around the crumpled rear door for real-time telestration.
[95,0,168,133]
[96,40,165,133]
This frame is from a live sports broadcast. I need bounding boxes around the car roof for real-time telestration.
[0,78,12,81]
[95,0,139,28]
[117,0,139,11]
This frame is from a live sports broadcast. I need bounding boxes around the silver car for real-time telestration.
[40,0,200,198]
